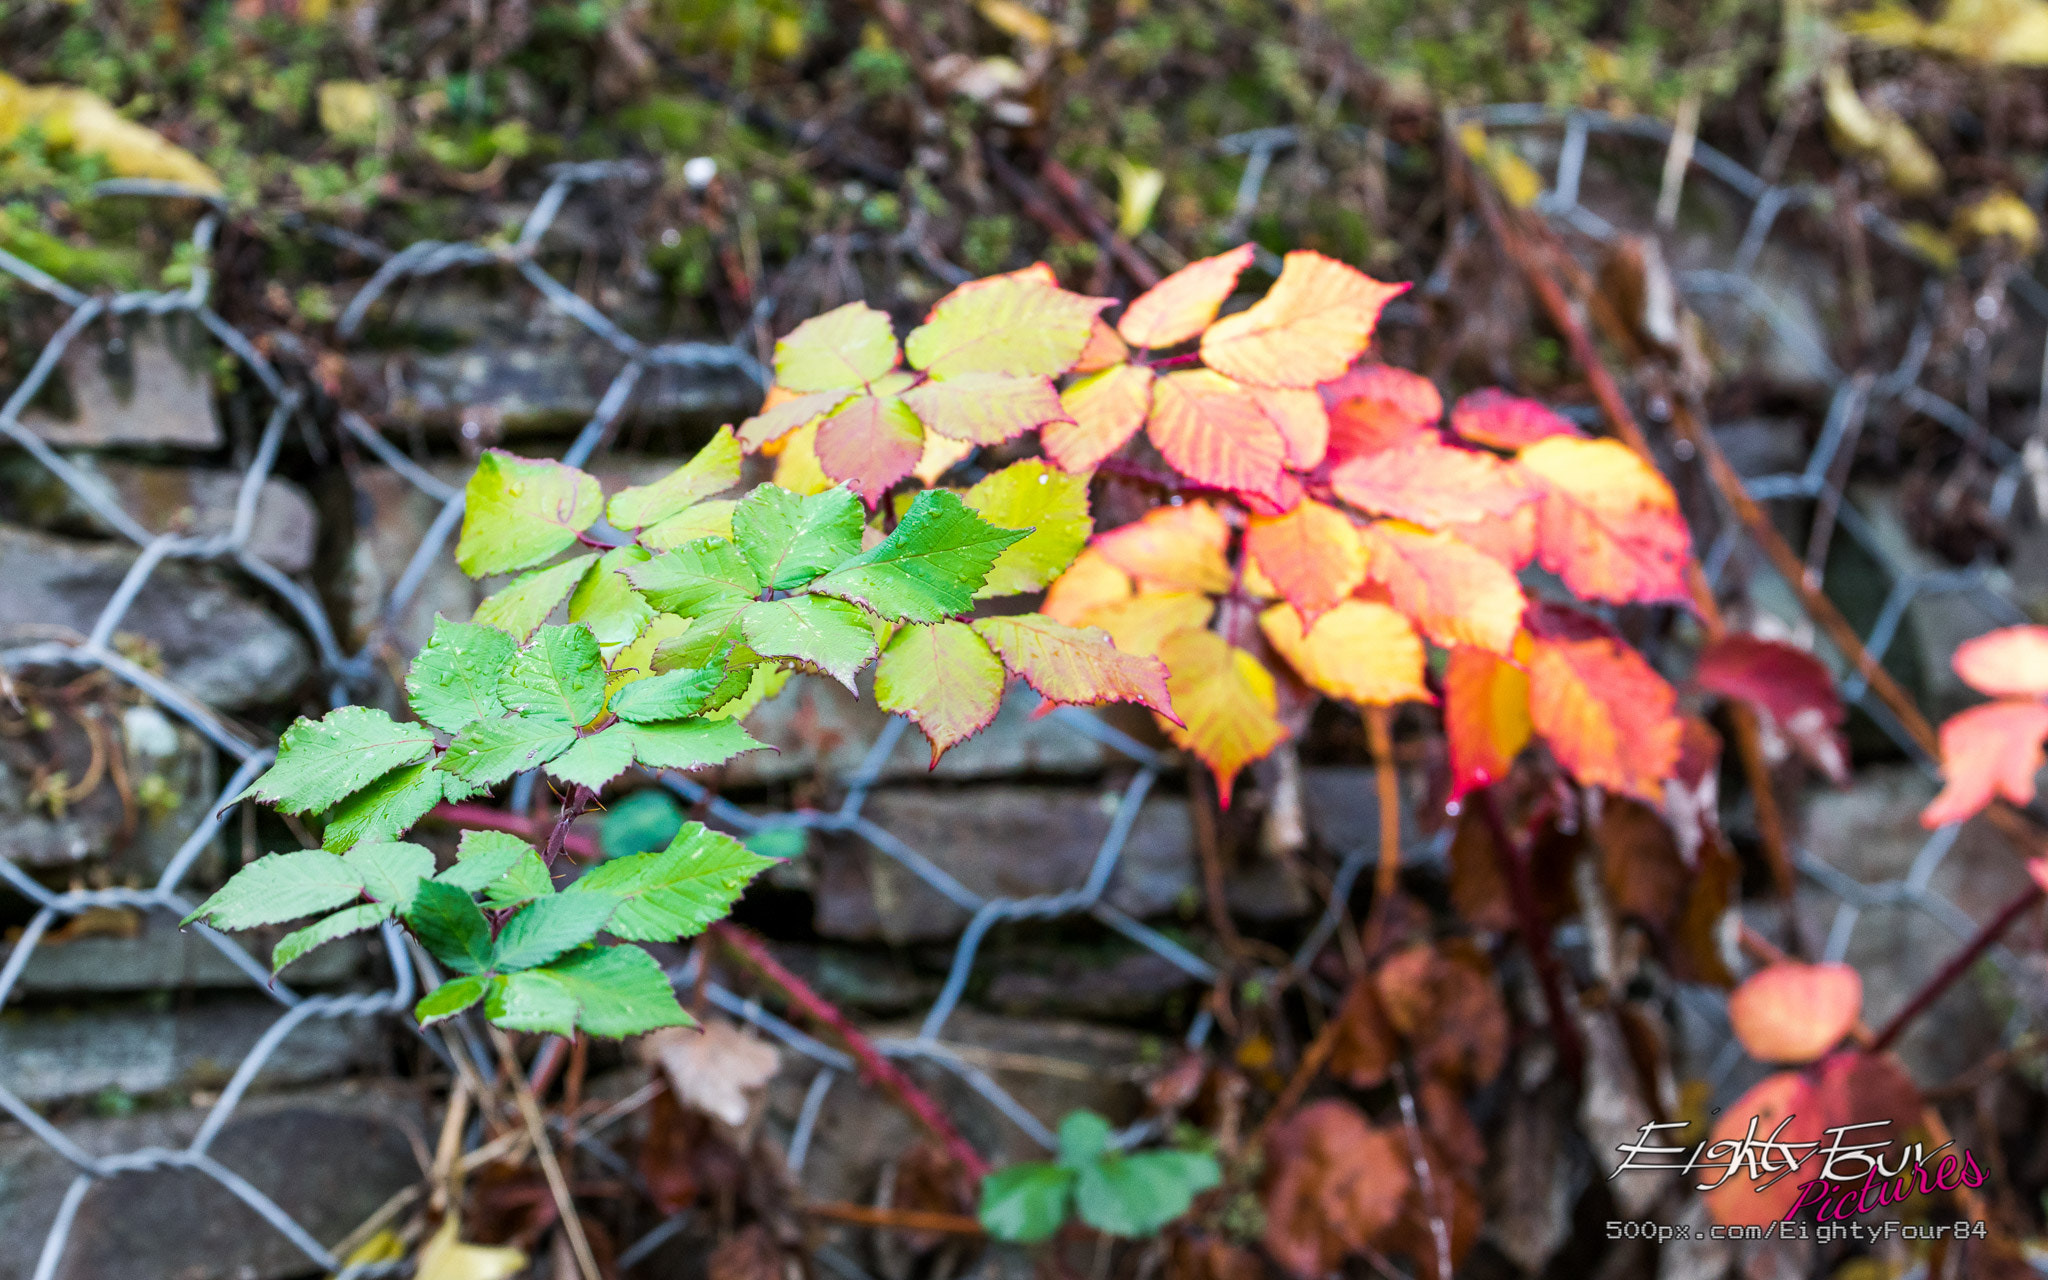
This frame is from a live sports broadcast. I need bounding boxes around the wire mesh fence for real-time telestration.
[0,116,2041,1278]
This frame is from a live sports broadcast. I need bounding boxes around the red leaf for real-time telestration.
[1447,388,1584,450]
[1319,362,1442,463]
[1525,608,1683,802]
[1696,634,1848,784]
[813,395,923,506]
[1249,386,1331,470]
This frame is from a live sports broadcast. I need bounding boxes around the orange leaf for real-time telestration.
[1727,962,1862,1064]
[1526,619,1683,802]
[1953,625,2048,698]
[1442,645,1531,800]
[1442,503,1537,570]
[1447,388,1583,450]
[972,612,1178,722]
[1117,243,1256,349]
[1042,547,1132,624]
[1090,591,1215,658]
[813,395,923,506]
[1201,251,1408,388]
[1262,1100,1412,1280]
[1146,369,1288,497]
[737,389,850,451]
[1329,440,1539,529]
[1045,363,1153,472]
[1259,600,1431,706]
[1072,316,1131,373]
[901,372,1068,444]
[1319,362,1442,462]
[1249,386,1330,470]
[1358,520,1525,654]
[1158,628,1286,806]
[1244,498,1366,627]
[1921,699,2048,827]
[1518,437,1691,605]
[1092,500,1233,594]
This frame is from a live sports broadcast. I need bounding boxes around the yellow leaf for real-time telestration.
[1458,121,1544,208]
[1820,64,1941,196]
[977,0,1058,47]
[1112,157,1165,238]
[1849,0,2048,64]
[771,422,832,496]
[317,80,387,145]
[1157,628,1286,805]
[414,1217,526,1280]
[339,1229,406,1270]
[1259,600,1432,707]
[0,74,220,193]
[1955,189,2043,254]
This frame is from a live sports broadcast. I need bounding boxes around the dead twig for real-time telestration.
[493,1030,603,1280]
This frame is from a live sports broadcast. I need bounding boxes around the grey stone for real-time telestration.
[812,785,1194,944]
[1785,765,2036,1083]
[0,525,312,710]
[344,463,482,663]
[348,283,758,436]
[0,457,318,574]
[0,704,219,876]
[13,911,364,996]
[0,1085,425,1280]
[16,312,222,449]
[983,945,1199,1020]
[0,996,387,1105]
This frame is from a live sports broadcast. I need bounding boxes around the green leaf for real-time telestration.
[807,490,1028,623]
[703,664,792,723]
[237,707,436,816]
[627,718,766,773]
[415,974,489,1025]
[731,483,864,591]
[964,461,1091,596]
[439,714,579,786]
[343,840,437,909]
[1057,1110,1113,1168]
[544,726,638,791]
[649,606,751,672]
[608,665,728,723]
[624,538,760,616]
[875,621,1006,764]
[569,546,655,647]
[321,762,446,854]
[774,302,900,392]
[602,789,685,858]
[273,903,391,973]
[569,822,775,942]
[456,450,604,576]
[746,826,808,860]
[437,830,532,891]
[1073,1150,1220,1238]
[407,618,516,732]
[490,892,620,970]
[502,624,607,726]
[740,596,879,691]
[473,554,597,642]
[643,499,739,550]
[607,426,742,529]
[487,970,579,1036]
[183,850,365,930]
[484,850,557,909]
[977,1164,1075,1243]
[523,944,694,1038]
[404,879,495,975]
[905,276,1105,378]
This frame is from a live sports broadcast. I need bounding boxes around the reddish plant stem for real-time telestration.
[711,921,991,1180]
[427,804,991,1180]
[1869,881,2044,1055]
[543,785,596,868]
[1476,786,1585,1083]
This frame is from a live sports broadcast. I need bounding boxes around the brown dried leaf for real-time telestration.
[1261,1099,1412,1279]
